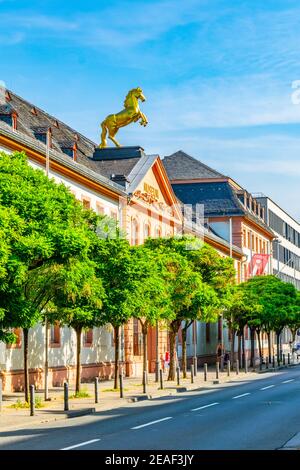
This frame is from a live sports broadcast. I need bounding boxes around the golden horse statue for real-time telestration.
[99,87,148,148]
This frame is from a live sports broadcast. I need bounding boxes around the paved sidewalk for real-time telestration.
[0,363,297,432]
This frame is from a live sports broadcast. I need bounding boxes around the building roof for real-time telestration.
[171,181,245,217]
[163,150,226,180]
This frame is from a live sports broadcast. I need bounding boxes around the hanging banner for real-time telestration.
[247,254,270,277]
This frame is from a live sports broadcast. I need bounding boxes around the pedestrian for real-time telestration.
[164,350,170,372]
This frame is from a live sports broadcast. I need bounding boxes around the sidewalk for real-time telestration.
[0,363,298,432]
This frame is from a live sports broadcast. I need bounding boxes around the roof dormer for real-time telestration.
[31,126,52,146]
[59,140,77,161]
[0,104,18,129]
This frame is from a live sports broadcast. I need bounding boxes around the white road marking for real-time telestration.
[191,402,219,412]
[260,385,275,390]
[232,393,250,399]
[282,379,294,383]
[131,417,173,429]
[61,439,100,450]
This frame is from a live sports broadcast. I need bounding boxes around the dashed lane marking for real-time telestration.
[260,385,275,390]
[191,402,219,412]
[131,417,173,430]
[232,393,251,399]
[61,439,100,450]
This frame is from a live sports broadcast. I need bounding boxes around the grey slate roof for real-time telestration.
[172,181,244,217]
[0,89,153,187]
[163,150,226,180]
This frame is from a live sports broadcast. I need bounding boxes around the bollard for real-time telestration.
[266,356,269,369]
[159,369,164,390]
[0,378,2,413]
[283,354,286,366]
[236,359,239,375]
[216,362,219,380]
[277,354,280,367]
[259,358,262,371]
[94,377,99,404]
[176,367,180,386]
[245,358,248,374]
[272,355,275,369]
[64,382,69,411]
[143,371,147,394]
[227,360,231,377]
[204,363,208,382]
[191,364,194,384]
[119,374,124,398]
[193,357,197,377]
[30,384,35,416]
[288,353,290,365]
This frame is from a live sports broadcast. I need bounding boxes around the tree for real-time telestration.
[127,246,172,383]
[0,151,98,400]
[49,260,105,393]
[93,237,138,389]
[240,275,298,363]
[145,236,233,378]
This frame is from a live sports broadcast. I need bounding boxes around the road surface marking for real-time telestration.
[260,385,275,390]
[282,379,294,383]
[191,402,219,411]
[61,439,100,450]
[232,393,250,399]
[131,417,172,429]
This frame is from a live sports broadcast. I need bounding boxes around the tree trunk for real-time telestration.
[257,329,262,360]
[276,331,280,364]
[75,327,82,394]
[250,327,255,367]
[267,331,271,362]
[242,330,245,368]
[182,328,187,378]
[238,332,242,365]
[230,328,235,366]
[114,325,120,389]
[141,322,148,383]
[23,328,29,402]
[168,320,181,381]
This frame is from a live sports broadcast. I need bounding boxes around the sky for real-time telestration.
[1,0,300,219]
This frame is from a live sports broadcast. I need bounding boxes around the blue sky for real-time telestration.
[1,0,300,218]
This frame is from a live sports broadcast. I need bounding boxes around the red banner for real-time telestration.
[247,254,270,277]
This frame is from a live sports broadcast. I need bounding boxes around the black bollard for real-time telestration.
[288,353,290,365]
[94,377,99,404]
[227,360,231,377]
[204,363,208,382]
[216,362,219,380]
[191,364,194,384]
[221,355,224,373]
[176,367,180,386]
[259,358,263,371]
[119,374,124,398]
[236,359,239,375]
[266,356,269,369]
[283,354,286,366]
[159,369,164,390]
[30,384,35,416]
[64,382,69,411]
[143,371,147,394]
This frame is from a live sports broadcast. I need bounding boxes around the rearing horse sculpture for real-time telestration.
[99,87,148,148]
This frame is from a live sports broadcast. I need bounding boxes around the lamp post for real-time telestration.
[193,320,197,375]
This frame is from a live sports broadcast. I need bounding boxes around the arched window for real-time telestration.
[131,219,139,245]
[144,223,151,239]
[155,226,162,238]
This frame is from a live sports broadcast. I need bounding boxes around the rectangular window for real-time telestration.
[96,203,105,215]
[133,318,142,356]
[84,329,93,346]
[50,323,60,346]
[82,197,91,209]
[110,209,118,220]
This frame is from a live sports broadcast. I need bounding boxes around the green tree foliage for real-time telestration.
[0,151,98,400]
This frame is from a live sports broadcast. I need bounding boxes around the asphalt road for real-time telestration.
[1,367,300,450]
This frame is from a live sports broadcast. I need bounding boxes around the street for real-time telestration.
[0,367,299,450]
